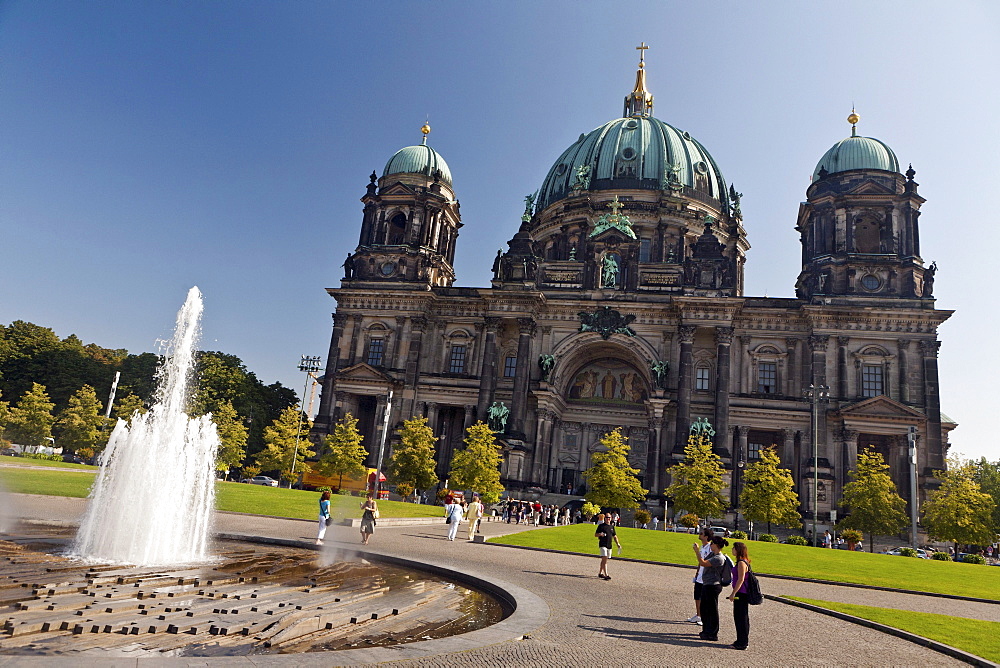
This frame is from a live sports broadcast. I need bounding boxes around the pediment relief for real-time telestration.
[380,182,418,196]
[836,395,925,420]
[845,179,895,196]
[336,363,395,383]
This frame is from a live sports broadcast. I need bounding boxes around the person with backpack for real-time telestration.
[727,541,754,650]
[692,536,731,642]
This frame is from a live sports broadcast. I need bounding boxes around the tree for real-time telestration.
[387,416,439,494]
[5,383,55,448]
[54,385,104,454]
[0,390,9,440]
[970,457,1000,533]
[582,428,647,510]
[923,459,996,554]
[255,405,313,487]
[739,446,802,534]
[113,393,147,424]
[212,400,248,476]
[317,413,368,490]
[665,429,726,523]
[838,447,907,552]
[449,421,504,503]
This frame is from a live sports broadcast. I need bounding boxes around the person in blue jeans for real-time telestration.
[727,541,752,650]
[692,536,729,642]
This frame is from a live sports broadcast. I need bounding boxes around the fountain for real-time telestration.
[73,286,220,566]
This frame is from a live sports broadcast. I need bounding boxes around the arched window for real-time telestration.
[388,213,407,245]
[853,215,880,253]
[750,344,786,395]
[854,345,892,399]
[364,323,390,367]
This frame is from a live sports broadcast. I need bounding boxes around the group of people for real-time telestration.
[500,498,572,526]
[315,490,380,546]
[444,493,485,541]
[688,527,753,650]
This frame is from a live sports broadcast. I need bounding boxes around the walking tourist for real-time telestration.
[465,494,484,540]
[594,513,622,580]
[727,541,752,650]
[446,498,464,541]
[692,536,729,642]
[316,490,331,545]
[687,528,714,626]
[360,492,378,546]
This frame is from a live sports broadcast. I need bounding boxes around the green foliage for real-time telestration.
[838,448,907,548]
[5,383,55,447]
[582,428,647,510]
[840,528,863,544]
[113,393,147,424]
[679,513,700,528]
[388,417,439,493]
[53,385,104,453]
[923,459,997,548]
[785,535,808,545]
[241,464,261,479]
[963,554,987,565]
[730,530,749,540]
[665,430,726,521]
[317,413,368,488]
[634,509,651,526]
[254,406,313,485]
[758,533,778,542]
[580,501,601,520]
[970,457,1000,532]
[211,400,247,474]
[394,482,414,499]
[931,551,951,561]
[449,421,504,503]
[898,547,919,558]
[740,447,801,531]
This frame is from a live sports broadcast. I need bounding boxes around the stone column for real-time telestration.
[646,418,660,494]
[836,428,859,503]
[837,336,849,401]
[781,428,796,470]
[897,339,911,404]
[509,317,535,437]
[674,325,696,452]
[920,340,944,470]
[463,404,474,430]
[739,335,752,393]
[404,317,428,417]
[391,316,407,368]
[809,335,830,460]
[784,338,798,397]
[315,313,347,434]
[476,317,500,421]
[348,314,363,366]
[713,327,733,457]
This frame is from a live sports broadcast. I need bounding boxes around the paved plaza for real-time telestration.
[6,494,997,666]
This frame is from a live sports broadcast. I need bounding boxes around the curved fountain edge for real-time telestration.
[216,531,551,666]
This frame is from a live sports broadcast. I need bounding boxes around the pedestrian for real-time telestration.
[727,541,752,650]
[359,492,378,546]
[687,527,713,626]
[594,513,621,580]
[822,530,832,548]
[692,536,730,642]
[446,497,464,541]
[316,490,331,545]
[465,493,484,540]
[652,516,659,531]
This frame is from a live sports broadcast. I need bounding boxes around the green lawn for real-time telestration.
[0,457,98,470]
[0,467,444,520]
[786,596,1000,663]
[487,524,1000,601]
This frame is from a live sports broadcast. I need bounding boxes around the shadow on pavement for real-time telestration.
[523,570,593,579]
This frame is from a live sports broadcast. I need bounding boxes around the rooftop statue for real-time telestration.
[590,195,637,240]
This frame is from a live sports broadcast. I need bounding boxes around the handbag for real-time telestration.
[743,562,763,605]
[373,509,380,520]
[445,516,452,524]
[325,517,332,526]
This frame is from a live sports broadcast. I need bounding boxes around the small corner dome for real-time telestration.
[383,144,452,186]
[812,135,899,181]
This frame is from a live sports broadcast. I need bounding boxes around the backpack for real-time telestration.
[719,555,734,586]
[743,562,763,605]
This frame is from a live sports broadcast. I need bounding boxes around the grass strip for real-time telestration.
[785,596,1000,663]
[0,457,98,470]
[0,467,444,520]
[487,523,999,601]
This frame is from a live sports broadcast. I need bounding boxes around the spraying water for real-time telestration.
[73,287,220,566]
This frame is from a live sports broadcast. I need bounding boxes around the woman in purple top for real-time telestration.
[727,541,751,650]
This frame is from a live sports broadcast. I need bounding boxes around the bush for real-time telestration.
[580,501,601,521]
[840,528,863,544]
[730,530,749,540]
[758,533,778,542]
[316,486,332,493]
[395,482,414,500]
[785,535,808,545]
[897,547,919,558]
[679,513,700,528]
[962,554,987,565]
[634,509,651,526]
[931,552,951,561]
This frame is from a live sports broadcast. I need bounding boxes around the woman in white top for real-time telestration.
[446,500,464,541]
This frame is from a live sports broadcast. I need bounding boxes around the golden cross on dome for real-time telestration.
[636,42,648,68]
[608,195,623,218]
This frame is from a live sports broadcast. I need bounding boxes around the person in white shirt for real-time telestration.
[687,527,714,626]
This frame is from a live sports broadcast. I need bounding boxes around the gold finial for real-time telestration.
[847,107,859,137]
[420,119,431,145]
[636,42,648,68]
[608,194,623,219]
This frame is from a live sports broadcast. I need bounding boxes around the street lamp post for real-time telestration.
[804,384,829,547]
[291,355,323,488]
[907,425,919,549]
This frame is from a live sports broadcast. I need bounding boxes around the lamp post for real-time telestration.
[373,389,394,500]
[907,425,919,549]
[291,355,323,488]
[804,384,829,547]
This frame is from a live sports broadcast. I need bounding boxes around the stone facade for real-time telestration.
[312,66,953,521]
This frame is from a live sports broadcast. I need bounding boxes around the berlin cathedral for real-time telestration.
[311,50,952,521]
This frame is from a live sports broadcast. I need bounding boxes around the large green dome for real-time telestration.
[537,115,727,211]
[812,135,899,181]
[383,143,452,186]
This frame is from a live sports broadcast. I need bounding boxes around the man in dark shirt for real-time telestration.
[692,536,729,641]
[594,513,622,580]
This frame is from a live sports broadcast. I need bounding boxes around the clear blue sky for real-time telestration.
[1,1,997,460]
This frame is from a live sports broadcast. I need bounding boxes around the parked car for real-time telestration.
[886,547,930,558]
[1,448,17,456]
[241,475,279,487]
[709,526,729,537]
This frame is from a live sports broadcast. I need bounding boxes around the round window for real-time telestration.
[555,163,567,175]
[624,119,638,130]
[380,261,397,276]
[620,147,637,161]
[861,274,881,291]
[694,161,709,174]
